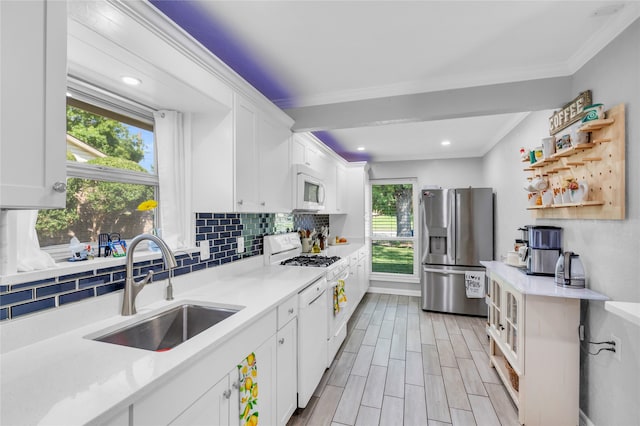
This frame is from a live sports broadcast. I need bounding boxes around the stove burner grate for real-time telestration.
[280,255,341,267]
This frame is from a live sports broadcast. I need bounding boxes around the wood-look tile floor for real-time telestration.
[287,294,519,426]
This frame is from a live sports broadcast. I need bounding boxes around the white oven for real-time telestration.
[295,165,325,211]
[326,259,350,366]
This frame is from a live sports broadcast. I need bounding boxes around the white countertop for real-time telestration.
[480,261,609,301]
[0,244,364,426]
[604,301,640,326]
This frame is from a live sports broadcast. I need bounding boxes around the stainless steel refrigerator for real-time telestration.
[421,188,493,316]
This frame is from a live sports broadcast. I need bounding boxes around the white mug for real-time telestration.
[531,177,548,191]
[542,137,555,158]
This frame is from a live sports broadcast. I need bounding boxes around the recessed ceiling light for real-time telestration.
[121,76,142,86]
[592,3,624,17]
[441,140,451,146]
[357,146,366,151]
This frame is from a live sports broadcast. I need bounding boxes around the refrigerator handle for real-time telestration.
[455,191,461,263]
[420,194,430,264]
[447,191,456,264]
[423,267,468,275]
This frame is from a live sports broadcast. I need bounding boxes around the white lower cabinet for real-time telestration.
[276,318,297,425]
[132,310,277,426]
[486,272,580,426]
[252,333,277,426]
[172,333,276,426]
[170,368,237,426]
[348,247,369,319]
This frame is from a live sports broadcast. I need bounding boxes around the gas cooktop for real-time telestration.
[280,255,341,267]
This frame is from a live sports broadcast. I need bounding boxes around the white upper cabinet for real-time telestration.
[235,93,292,213]
[291,133,327,173]
[0,0,67,209]
[259,111,293,212]
[235,95,261,211]
[291,132,353,214]
[335,164,348,213]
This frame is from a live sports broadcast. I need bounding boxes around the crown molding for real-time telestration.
[105,0,293,127]
[566,3,640,73]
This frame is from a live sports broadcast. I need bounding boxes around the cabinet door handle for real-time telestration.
[499,324,505,331]
[52,181,67,193]
[279,338,285,345]
[232,381,239,390]
[238,200,244,205]
[261,201,266,206]
[223,389,232,399]
[288,308,294,314]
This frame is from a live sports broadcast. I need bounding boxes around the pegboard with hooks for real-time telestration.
[524,103,625,220]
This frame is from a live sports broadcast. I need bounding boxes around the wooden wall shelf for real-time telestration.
[524,103,625,220]
[526,201,605,210]
[579,118,615,132]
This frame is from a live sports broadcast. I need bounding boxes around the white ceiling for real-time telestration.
[69,1,640,162]
[179,1,639,162]
[192,1,637,109]
[329,112,530,161]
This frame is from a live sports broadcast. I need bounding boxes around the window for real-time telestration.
[36,91,157,255]
[370,180,419,278]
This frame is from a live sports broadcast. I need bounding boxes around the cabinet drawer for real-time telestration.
[278,294,298,329]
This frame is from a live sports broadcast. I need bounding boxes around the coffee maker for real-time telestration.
[527,226,562,276]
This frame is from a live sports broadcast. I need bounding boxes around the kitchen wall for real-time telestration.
[484,19,640,426]
[483,110,552,258]
[0,212,334,321]
[368,157,484,188]
[366,157,485,294]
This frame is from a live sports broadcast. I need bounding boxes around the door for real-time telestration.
[234,94,259,211]
[422,264,487,316]
[421,189,455,265]
[277,319,297,425]
[259,113,291,212]
[252,334,277,426]
[297,278,328,408]
[170,374,230,426]
[454,188,494,265]
[0,0,67,208]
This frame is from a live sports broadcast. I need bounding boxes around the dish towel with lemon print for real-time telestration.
[333,279,347,315]
[238,352,258,426]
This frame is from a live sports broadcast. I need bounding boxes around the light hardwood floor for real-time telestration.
[287,294,519,426]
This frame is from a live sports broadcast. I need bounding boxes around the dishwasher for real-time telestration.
[297,276,328,408]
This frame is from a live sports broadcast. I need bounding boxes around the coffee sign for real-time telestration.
[548,90,592,135]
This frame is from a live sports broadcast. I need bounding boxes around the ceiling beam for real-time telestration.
[285,76,572,132]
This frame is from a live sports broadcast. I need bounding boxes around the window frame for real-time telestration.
[369,178,420,283]
[41,80,158,260]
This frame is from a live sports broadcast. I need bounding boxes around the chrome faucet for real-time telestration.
[122,234,178,316]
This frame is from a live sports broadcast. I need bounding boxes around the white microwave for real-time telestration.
[295,165,325,211]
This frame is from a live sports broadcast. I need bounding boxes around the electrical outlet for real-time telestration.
[237,236,245,253]
[199,240,211,261]
[611,334,621,361]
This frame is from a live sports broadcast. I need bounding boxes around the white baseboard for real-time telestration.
[579,409,595,426]
[367,287,421,297]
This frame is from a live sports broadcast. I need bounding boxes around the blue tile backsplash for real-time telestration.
[0,212,328,321]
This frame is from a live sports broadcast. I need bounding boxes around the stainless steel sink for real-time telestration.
[93,304,241,351]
